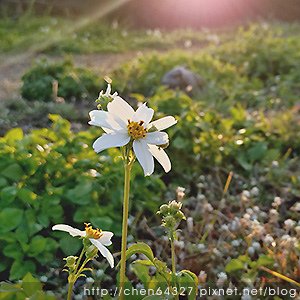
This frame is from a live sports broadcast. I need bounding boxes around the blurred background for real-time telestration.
[2,0,300,27]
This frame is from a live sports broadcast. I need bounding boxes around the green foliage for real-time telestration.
[21,59,99,102]
[0,273,55,300]
[125,243,198,299]
[0,115,165,280]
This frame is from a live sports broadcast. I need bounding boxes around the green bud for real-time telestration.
[175,211,186,221]
[163,215,176,229]
[85,245,98,259]
[158,204,169,215]
[64,256,78,269]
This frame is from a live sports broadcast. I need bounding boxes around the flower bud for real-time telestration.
[64,256,78,269]
[158,204,169,215]
[163,215,177,229]
[175,211,186,221]
[86,245,98,259]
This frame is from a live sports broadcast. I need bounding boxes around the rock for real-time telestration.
[161,66,204,94]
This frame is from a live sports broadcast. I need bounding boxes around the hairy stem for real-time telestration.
[170,237,179,300]
[119,162,132,299]
[67,281,74,300]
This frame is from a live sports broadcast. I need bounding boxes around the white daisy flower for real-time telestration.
[52,223,114,268]
[89,96,177,176]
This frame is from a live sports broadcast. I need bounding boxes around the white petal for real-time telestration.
[144,132,169,145]
[90,239,114,268]
[133,140,154,176]
[148,116,177,131]
[88,110,111,128]
[93,133,130,153]
[107,96,135,125]
[148,145,171,173]
[99,231,114,246]
[132,103,154,126]
[52,224,86,237]
[88,110,122,132]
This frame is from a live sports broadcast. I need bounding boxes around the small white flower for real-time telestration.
[186,217,194,233]
[52,223,114,268]
[263,234,274,245]
[272,196,282,207]
[231,240,241,247]
[290,202,300,212]
[250,187,259,196]
[174,240,185,249]
[248,246,255,256]
[197,243,206,251]
[176,186,186,200]
[198,270,207,283]
[86,277,95,284]
[89,95,177,176]
[284,219,296,231]
[242,190,250,198]
[40,276,48,282]
[216,272,227,287]
[252,241,261,251]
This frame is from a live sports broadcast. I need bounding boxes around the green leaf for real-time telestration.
[3,243,24,260]
[59,235,82,256]
[142,296,164,300]
[131,263,151,289]
[22,273,42,297]
[9,260,36,281]
[65,181,93,205]
[256,255,275,267]
[225,258,245,273]
[1,164,24,181]
[0,208,23,233]
[125,243,155,262]
[0,186,18,206]
[0,281,23,293]
[0,177,8,188]
[5,128,24,144]
[134,260,155,266]
[27,236,48,257]
[177,270,198,300]
[18,188,38,204]
[248,142,268,161]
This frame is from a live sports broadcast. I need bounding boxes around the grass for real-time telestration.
[0,14,229,55]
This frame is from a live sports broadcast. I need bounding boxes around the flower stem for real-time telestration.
[170,237,179,300]
[171,238,176,275]
[119,162,131,300]
[67,281,74,300]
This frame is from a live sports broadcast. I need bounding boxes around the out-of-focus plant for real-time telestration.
[21,59,99,102]
[0,273,55,300]
[0,115,165,280]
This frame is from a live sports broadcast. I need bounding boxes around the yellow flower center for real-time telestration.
[127,120,147,140]
[84,223,103,239]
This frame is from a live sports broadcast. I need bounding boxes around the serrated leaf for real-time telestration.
[1,164,24,181]
[125,243,154,262]
[256,255,274,267]
[4,128,24,144]
[0,208,23,233]
[22,273,42,297]
[225,258,245,273]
